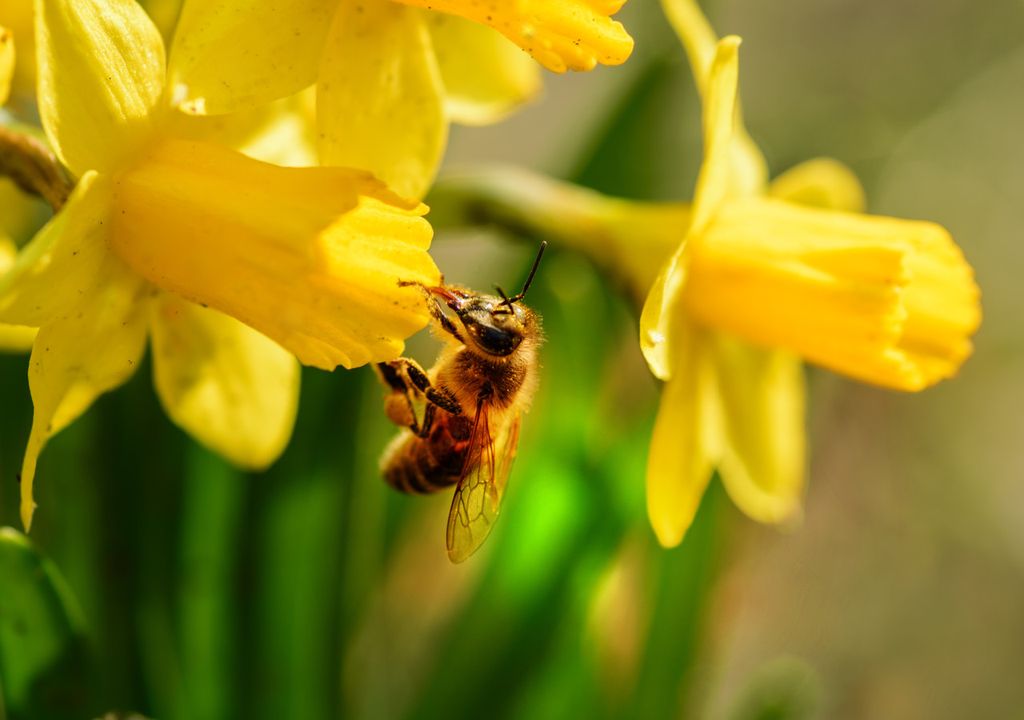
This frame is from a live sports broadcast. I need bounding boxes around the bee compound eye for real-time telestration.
[471,323,521,356]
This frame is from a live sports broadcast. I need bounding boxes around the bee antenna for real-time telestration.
[495,285,513,309]
[509,241,547,303]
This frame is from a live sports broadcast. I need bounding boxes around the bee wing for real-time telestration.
[446,403,522,563]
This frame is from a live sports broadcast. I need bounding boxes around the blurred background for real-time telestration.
[2,0,1022,718]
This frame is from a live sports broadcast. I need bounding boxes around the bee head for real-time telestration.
[424,242,546,358]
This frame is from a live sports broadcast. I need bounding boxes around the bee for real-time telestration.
[376,243,547,562]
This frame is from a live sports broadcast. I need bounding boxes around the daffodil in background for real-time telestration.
[0,0,440,530]
[168,0,634,200]
[430,0,981,547]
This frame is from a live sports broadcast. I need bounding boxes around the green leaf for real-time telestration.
[0,527,93,720]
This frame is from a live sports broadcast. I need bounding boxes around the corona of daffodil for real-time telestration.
[0,0,440,530]
[168,0,634,199]
[433,0,980,547]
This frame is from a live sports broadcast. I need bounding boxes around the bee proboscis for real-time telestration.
[376,243,546,562]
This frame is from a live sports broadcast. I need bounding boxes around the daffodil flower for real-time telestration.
[168,0,634,199]
[0,0,440,530]
[639,2,979,545]
[430,0,980,547]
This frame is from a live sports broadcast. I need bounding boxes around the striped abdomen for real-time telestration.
[381,414,473,494]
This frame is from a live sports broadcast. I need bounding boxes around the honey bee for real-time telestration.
[377,243,547,562]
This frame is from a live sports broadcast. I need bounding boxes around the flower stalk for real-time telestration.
[0,126,72,211]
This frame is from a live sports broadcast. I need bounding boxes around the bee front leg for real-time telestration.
[376,359,462,437]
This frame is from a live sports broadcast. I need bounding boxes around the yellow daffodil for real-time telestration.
[0,0,440,530]
[168,0,634,199]
[639,2,978,546]
[431,0,980,547]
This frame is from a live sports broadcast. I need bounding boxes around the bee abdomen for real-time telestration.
[381,433,463,495]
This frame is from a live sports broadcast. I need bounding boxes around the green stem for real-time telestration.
[428,167,689,304]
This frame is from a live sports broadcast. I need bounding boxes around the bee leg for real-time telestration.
[377,358,462,436]
[388,358,463,416]
[376,361,424,432]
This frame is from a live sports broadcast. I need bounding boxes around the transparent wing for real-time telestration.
[446,404,522,563]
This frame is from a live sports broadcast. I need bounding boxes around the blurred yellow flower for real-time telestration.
[432,0,980,548]
[639,1,979,545]
[0,0,440,530]
[169,0,634,199]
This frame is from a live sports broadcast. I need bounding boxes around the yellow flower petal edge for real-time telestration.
[424,13,542,126]
[34,0,165,176]
[150,294,300,470]
[647,317,720,547]
[0,24,12,105]
[690,35,741,234]
[317,1,446,201]
[0,171,111,328]
[711,335,804,524]
[110,139,440,371]
[168,0,337,115]
[684,197,981,391]
[769,157,866,213]
[639,36,740,381]
[393,0,634,73]
[0,238,36,351]
[20,254,149,530]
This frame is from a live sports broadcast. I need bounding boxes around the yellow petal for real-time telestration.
[0,322,35,350]
[35,0,165,176]
[646,318,720,547]
[685,197,981,391]
[639,36,740,380]
[150,293,300,470]
[317,1,446,201]
[168,0,335,116]
[394,0,634,73]
[0,24,12,105]
[690,35,741,234]
[769,157,866,213]
[0,0,34,107]
[167,87,318,168]
[638,242,688,381]
[20,252,149,530]
[0,238,35,350]
[711,334,804,524]
[423,12,541,126]
[0,171,111,327]
[110,139,440,371]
